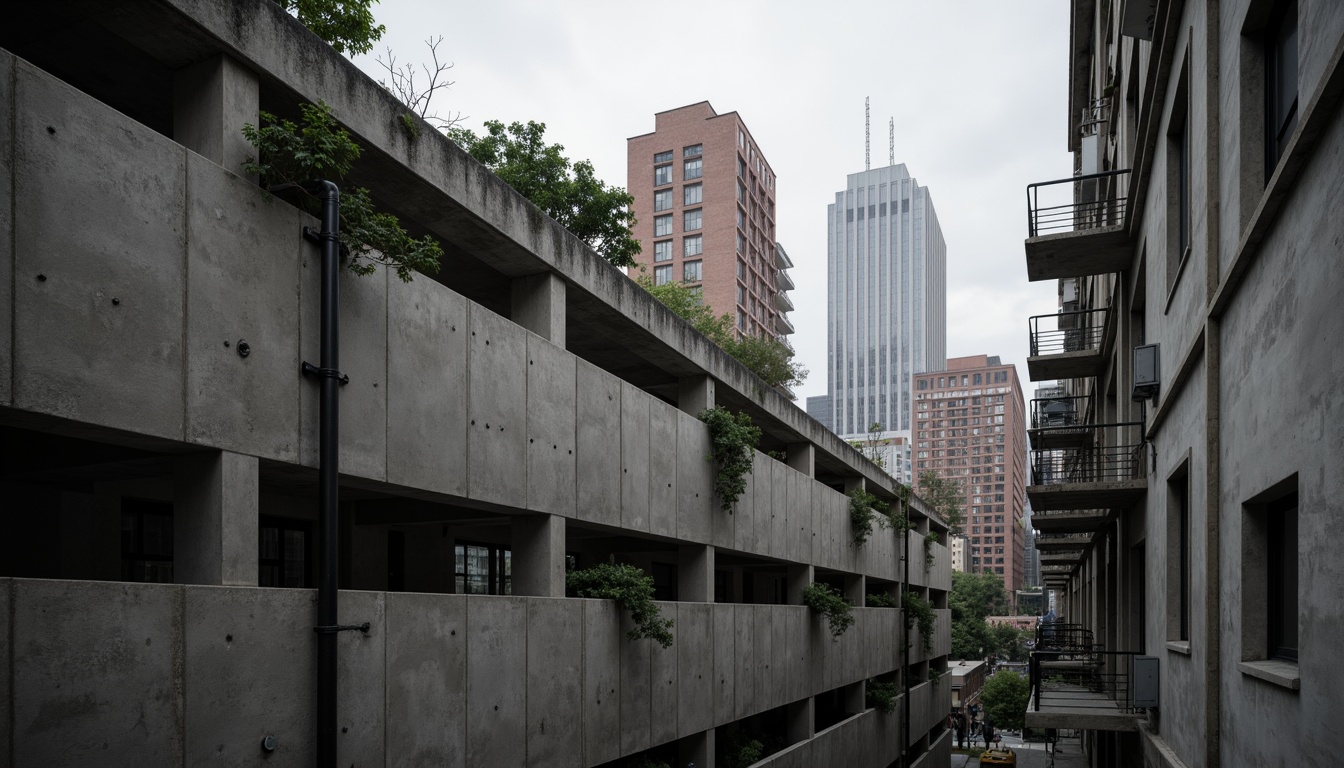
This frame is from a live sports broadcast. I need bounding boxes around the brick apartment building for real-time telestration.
[913,355,1027,600]
[627,102,795,341]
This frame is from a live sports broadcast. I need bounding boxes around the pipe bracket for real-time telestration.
[302,361,349,385]
[313,622,371,635]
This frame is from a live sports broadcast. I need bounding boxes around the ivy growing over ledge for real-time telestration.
[848,486,892,545]
[924,531,940,572]
[566,563,673,648]
[903,591,935,656]
[699,407,761,512]
[803,583,854,639]
[866,679,899,714]
[243,101,442,281]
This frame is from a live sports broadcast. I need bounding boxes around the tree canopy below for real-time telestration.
[449,120,641,268]
[980,670,1030,731]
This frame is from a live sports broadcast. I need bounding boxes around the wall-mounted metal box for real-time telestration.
[1132,655,1160,708]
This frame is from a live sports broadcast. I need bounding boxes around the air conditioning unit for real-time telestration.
[1132,656,1160,708]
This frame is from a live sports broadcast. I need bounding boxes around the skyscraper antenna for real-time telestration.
[889,118,895,166]
[865,97,871,171]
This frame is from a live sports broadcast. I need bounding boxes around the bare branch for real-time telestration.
[375,35,465,132]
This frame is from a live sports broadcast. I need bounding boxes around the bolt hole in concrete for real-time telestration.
[226,634,232,642]
[47,126,55,134]
[36,274,46,281]
[111,298,120,306]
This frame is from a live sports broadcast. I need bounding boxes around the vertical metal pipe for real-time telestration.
[310,180,341,768]
[901,509,910,768]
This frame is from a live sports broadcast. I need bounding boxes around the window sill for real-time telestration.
[1166,641,1191,656]
[1238,659,1300,691]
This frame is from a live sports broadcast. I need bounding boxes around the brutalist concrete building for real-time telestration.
[1023,0,1342,765]
[0,1,953,766]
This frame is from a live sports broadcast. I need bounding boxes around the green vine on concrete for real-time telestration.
[866,592,897,608]
[924,531,939,572]
[567,563,673,648]
[243,101,442,282]
[903,591,935,656]
[928,666,945,683]
[866,680,899,714]
[722,731,765,768]
[848,486,891,545]
[803,583,854,639]
[699,407,761,512]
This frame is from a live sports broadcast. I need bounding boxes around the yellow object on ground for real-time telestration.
[979,747,1017,765]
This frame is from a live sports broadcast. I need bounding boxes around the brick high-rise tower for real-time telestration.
[627,102,794,342]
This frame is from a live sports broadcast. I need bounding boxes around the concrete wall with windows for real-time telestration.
[0,0,954,764]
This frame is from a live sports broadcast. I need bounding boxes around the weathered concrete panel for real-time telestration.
[733,605,755,720]
[784,607,809,703]
[619,621,652,754]
[620,382,651,533]
[525,335,576,516]
[712,600,735,722]
[575,360,621,528]
[525,598,582,767]
[385,592,466,768]
[753,605,774,717]
[300,263,388,480]
[466,596,527,766]
[647,401,679,539]
[581,600,621,765]
[676,603,713,735]
[752,453,773,558]
[769,603,789,710]
[336,590,385,768]
[184,154,303,461]
[0,580,11,768]
[12,580,183,767]
[730,451,755,553]
[183,586,314,768]
[649,606,678,744]
[466,304,527,508]
[0,52,13,408]
[386,270,469,497]
[13,63,186,440]
[676,411,713,543]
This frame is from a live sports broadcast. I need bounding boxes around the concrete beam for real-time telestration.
[172,55,258,180]
[678,729,714,768]
[678,374,715,415]
[172,451,258,586]
[511,514,565,597]
[511,272,566,347]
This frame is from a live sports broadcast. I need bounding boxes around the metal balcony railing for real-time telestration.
[1030,422,1146,485]
[1029,308,1107,357]
[1030,649,1145,714]
[1027,169,1131,237]
[1030,395,1092,430]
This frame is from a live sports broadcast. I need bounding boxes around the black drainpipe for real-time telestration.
[294,180,364,767]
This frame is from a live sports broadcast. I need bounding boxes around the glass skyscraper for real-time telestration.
[807,164,946,435]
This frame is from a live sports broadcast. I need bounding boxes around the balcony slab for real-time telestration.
[1025,684,1143,732]
[1024,225,1130,282]
[1028,481,1146,513]
[1027,350,1105,381]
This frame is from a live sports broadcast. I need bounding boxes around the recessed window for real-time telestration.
[684,183,702,206]
[683,144,702,158]
[1240,475,1300,675]
[654,150,673,164]
[1166,54,1191,291]
[654,214,672,237]
[654,264,673,286]
[654,189,673,212]
[1167,460,1191,642]
[1264,0,1298,180]
[683,234,703,257]
[655,164,672,186]
[683,260,702,282]
[684,208,702,232]
[684,158,703,180]
[456,542,511,595]
[653,240,672,262]
[1266,493,1298,661]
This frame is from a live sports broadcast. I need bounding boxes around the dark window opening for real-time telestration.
[455,542,511,595]
[1267,493,1298,661]
[121,498,173,583]
[259,516,312,588]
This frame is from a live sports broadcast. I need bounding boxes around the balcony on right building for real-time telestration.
[1028,421,1146,513]
[1024,168,1131,282]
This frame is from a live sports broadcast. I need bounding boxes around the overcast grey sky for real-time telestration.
[353,1,1073,405]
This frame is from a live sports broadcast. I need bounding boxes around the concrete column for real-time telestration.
[843,477,865,494]
[843,574,866,606]
[678,544,715,602]
[786,698,815,743]
[841,680,865,714]
[511,513,566,597]
[172,450,258,586]
[678,374,716,415]
[172,54,259,178]
[511,272,566,347]
[786,564,814,605]
[678,728,714,768]
[786,442,815,477]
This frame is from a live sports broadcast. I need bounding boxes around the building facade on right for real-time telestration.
[1022,1,1343,765]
